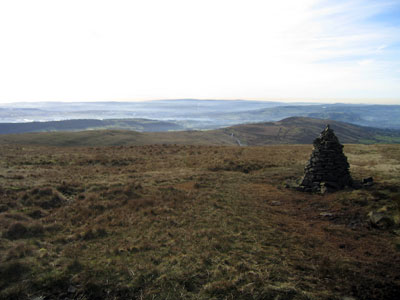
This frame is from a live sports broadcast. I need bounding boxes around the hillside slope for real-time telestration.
[223,117,400,145]
[0,117,399,146]
[0,118,184,134]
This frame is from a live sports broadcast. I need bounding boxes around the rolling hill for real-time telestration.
[222,117,400,145]
[216,104,400,129]
[0,117,399,146]
[0,118,184,134]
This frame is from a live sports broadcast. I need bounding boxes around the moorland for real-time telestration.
[1,139,400,299]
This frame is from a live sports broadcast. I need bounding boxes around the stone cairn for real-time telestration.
[299,125,352,193]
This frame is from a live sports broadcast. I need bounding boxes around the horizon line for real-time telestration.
[1,97,400,105]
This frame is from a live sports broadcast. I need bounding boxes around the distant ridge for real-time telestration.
[0,118,183,134]
[0,117,399,146]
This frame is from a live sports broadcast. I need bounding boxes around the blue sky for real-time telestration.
[0,0,399,104]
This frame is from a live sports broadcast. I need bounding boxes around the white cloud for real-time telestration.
[376,44,387,52]
[0,0,399,103]
[357,59,374,66]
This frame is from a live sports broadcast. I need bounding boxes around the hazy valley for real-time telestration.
[2,100,400,134]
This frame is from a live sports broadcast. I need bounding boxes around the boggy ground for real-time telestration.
[0,144,400,300]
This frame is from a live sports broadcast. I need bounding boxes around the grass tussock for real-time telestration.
[2,221,44,240]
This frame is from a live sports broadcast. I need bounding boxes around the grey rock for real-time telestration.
[320,212,334,217]
[362,177,373,184]
[362,177,374,187]
[320,184,328,195]
[368,211,395,229]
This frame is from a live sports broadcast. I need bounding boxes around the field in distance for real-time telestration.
[0,143,400,299]
[1,117,400,146]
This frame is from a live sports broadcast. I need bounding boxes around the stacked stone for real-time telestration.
[300,125,352,193]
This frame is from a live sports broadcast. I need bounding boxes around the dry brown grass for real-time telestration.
[0,144,399,299]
